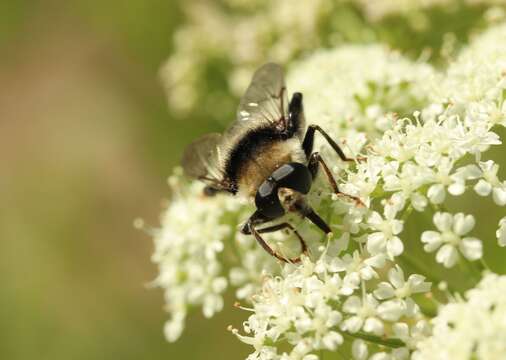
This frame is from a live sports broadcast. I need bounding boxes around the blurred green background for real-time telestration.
[0,1,246,359]
[1,1,505,359]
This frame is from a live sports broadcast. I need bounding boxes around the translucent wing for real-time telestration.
[227,63,288,137]
[181,133,226,186]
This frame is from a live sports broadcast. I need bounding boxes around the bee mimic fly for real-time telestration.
[182,63,361,263]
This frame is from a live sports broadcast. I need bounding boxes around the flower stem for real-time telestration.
[458,256,481,284]
[478,258,490,272]
[342,331,405,348]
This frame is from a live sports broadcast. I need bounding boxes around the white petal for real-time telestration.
[448,181,465,196]
[365,254,387,269]
[493,186,506,206]
[352,340,368,360]
[404,297,419,317]
[390,192,406,210]
[428,184,446,204]
[389,266,405,289]
[342,316,363,333]
[164,316,185,342]
[360,266,377,281]
[368,211,383,226]
[391,219,404,235]
[392,322,409,339]
[421,231,442,252]
[370,353,390,360]
[407,274,431,293]
[497,217,506,247]
[436,244,458,268]
[453,213,475,235]
[303,356,319,360]
[460,237,483,260]
[387,237,404,258]
[474,179,492,196]
[367,232,386,254]
[322,331,343,351]
[203,294,223,318]
[330,256,348,272]
[459,164,481,179]
[411,192,428,211]
[377,300,404,321]
[479,160,495,172]
[433,212,453,232]
[374,282,395,300]
[327,310,343,327]
[343,296,362,314]
[363,317,384,336]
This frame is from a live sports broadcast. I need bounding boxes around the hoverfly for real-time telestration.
[182,63,361,263]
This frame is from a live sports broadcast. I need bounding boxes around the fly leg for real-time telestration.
[308,152,364,207]
[302,124,364,162]
[241,211,308,263]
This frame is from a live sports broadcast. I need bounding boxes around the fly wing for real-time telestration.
[181,133,226,186]
[226,63,288,138]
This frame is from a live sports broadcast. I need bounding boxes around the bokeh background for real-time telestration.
[0,1,247,359]
[1,1,505,359]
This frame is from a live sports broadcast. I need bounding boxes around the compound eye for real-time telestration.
[272,163,312,194]
[255,180,285,219]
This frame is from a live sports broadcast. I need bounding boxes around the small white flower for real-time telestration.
[331,250,386,285]
[383,161,430,211]
[331,209,364,252]
[473,160,506,206]
[366,205,404,258]
[341,154,385,207]
[341,294,385,335]
[497,217,506,247]
[374,266,431,301]
[393,320,431,350]
[373,266,430,322]
[421,212,483,268]
[426,159,474,204]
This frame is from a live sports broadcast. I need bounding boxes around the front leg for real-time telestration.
[302,124,356,161]
[241,211,308,263]
[308,152,364,206]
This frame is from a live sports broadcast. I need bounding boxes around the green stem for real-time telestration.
[458,256,481,284]
[342,331,405,348]
[478,258,490,272]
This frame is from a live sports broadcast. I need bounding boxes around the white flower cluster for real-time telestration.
[354,0,505,22]
[231,257,430,360]
[161,0,503,115]
[152,19,506,360]
[413,273,506,360]
[287,45,435,139]
[150,171,240,341]
[162,0,337,114]
[230,23,506,359]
